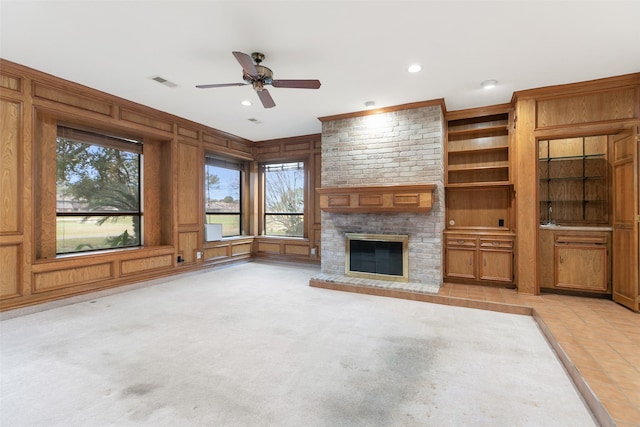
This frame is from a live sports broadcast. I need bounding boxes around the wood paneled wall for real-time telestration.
[2,57,637,309]
[512,73,640,294]
[0,59,273,311]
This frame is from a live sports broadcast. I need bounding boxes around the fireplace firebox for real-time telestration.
[345,233,409,282]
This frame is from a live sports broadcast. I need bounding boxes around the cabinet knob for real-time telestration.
[457,240,465,244]
[559,255,564,264]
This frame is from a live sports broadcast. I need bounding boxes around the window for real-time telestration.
[56,127,142,254]
[205,157,242,237]
[263,161,304,237]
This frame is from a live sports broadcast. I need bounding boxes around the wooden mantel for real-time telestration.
[317,184,437,213]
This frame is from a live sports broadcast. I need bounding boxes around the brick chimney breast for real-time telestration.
[319,104,445,287]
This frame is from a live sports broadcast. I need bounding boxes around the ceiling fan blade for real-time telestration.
[232,51,259,77]
[272,79,321,89]
[196,82,248,89]
[257,89,276,108]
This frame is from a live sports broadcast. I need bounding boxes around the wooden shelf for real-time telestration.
[446,182,513,188]
[448,164,509,172]
[540,200,607,203]
[447,168,510,185]
[446,111,511,187]
[447,125,508,139]
[317,184,437,213]
[540,176,605,181]
[448,145,508,155]
[539,153,606,162]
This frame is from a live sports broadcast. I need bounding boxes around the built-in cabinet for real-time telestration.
[538,229,611,293]
[445,233,515,284]
[514,77,640,304]
[535,134,613,295]
[444,105,515,286]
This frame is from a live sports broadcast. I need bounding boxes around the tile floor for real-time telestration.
[438,283,640,427]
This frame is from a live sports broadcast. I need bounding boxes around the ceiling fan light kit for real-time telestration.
[196,51,321,109]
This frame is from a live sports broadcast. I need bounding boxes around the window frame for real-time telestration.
[55,126,143,255]
[204,155,244,238]
[261,160,306,238]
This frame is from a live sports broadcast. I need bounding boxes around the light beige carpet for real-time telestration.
[0,261,595,426]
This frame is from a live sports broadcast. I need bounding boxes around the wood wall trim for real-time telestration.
[0,98,22,235]
[0,244,22,298]
[32,262,114,293]
[318,99,446,123]
[512,72,640,102]
[514,98,538,295]
[32,81,114,117]
[0,59,255,147]
[254,133,321,160]
[0,72,23,93]
[532,119,640,140]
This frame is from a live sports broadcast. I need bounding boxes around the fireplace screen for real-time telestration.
[345,233,408,282]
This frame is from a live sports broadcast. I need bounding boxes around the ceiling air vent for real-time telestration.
[150,75,178,88]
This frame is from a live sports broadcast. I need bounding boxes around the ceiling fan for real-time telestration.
[196,51,321,108]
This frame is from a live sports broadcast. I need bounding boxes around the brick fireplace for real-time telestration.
[311,102,445,293]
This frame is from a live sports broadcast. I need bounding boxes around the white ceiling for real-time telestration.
[2,1,639,142]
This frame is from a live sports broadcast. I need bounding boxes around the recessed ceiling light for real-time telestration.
[407,64,422,73]
[241,100,252,106]
[364,101,376,109]
[481,79,498,89]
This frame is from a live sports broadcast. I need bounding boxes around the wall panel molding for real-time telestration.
[0,72,22,93]
[33,81,114,117]
[32,262,114,293]
[0,98,22,234]
[0,244,21,298]
[120,254,173,276]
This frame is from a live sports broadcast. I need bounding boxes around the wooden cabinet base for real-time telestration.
[444,231,515,286]
[538,229,611,294]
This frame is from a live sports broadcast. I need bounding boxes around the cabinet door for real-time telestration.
[612,127,639,311]
[445,247,476,280]
[555,245,608,292]
[479,250,513,282]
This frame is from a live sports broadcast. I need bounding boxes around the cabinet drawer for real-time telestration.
[555,234,607,244]
[445,236,476,247]
[479,239,514,249]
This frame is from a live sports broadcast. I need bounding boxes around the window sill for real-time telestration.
[256,235,309,242]
[35,245,174,264]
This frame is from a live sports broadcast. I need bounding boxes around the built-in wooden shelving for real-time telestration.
[444,108,514,287]
[446,112,510,187]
